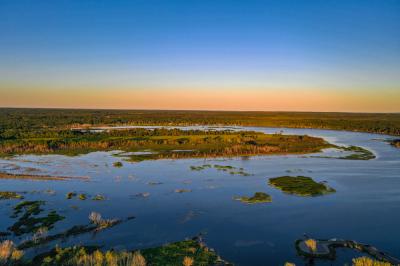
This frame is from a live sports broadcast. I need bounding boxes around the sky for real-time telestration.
[0,0,399,112]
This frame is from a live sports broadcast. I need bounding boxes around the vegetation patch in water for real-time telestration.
[234,192,272,204]
[8,201,65,236]
[66,192,76,199]
[339,146,375,160]
[0,191,24,200]
[92,194,106,201]
[113,161,123,168]
[0,172,88,181]
[174,189,192,193]
[269,176,336,196]
[190,164,252,176]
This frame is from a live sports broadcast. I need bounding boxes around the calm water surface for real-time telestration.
[0,127,399,265]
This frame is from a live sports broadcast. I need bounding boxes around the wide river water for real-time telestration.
[0,127,399,265]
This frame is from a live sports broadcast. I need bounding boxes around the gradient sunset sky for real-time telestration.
[1,0,399,112]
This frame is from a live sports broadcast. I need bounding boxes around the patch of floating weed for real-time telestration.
[0,191,24,200]
[78,194,87,200]
[190,164,252,176]
[148,181,163,185]
[113,161,123,168]
[92,194,106,201]
[234,192,272,204]
[174,189,192,193]
[66,192,76,199]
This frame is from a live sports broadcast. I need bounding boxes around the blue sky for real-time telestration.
[0,0,399,111]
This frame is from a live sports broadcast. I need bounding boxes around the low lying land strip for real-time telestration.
[0,172,89,181]
[0,128,334,161]
[1,108,399,135]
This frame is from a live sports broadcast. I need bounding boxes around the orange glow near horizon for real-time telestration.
[1,86,399,112]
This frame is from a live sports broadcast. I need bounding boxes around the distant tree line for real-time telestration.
[1,108,399,137]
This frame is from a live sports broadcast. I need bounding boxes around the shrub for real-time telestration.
[304,239,317,253]
[0,240,24,264]
[352,256,391,266]
[183,256,194,266]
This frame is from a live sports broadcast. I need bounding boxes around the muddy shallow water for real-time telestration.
[0,127,399,265]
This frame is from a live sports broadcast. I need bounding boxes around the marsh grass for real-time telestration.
[0,191,23,200]
[352,256,391,266]
[9,201,64,236]
[269,176,335,196]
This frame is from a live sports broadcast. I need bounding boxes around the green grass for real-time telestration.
[339,146,376,160]
[190,164,252,176]
[234,192,272,204]
[269,176,336,196]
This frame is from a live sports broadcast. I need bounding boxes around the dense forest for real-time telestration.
[1,108,400,137]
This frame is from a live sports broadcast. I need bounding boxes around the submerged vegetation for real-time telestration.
[234,192,272,204]
[0,172,88,181]
[9,201,65,236]
[190,164,252,176]
[269,176,336,196]
[0,191,23,200]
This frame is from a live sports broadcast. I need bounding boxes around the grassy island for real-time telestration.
[269,176,336,196]
[339,146,376,160]
[234,192,272,204]
[0,128,333,161]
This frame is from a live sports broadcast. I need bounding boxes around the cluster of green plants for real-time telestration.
[339,146,376,160]
[66,192,105,201]
[8,201,65,236]
[190,164,252,176]
[268,176,336,196]
[234,192,272,204]
[1,109,399,136]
